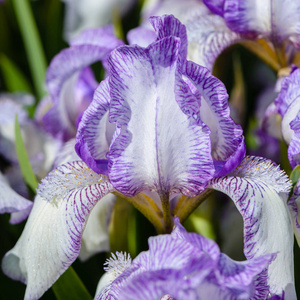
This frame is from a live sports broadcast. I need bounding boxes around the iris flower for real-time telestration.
[201,0,300,71]
[141,0,300,71]
[95,217,275,300]
[1,15,297,299]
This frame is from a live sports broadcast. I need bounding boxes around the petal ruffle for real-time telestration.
[184,60,245,176]
[208,156,295,298]
[2,161,114,300]
[75,78,112,175]
[97,217,274,300]
[46,26,123,107]
[108,37,214,197]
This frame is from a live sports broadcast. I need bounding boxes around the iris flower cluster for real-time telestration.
[1,0,300,299]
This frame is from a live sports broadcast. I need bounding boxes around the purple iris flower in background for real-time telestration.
[274,67,300,169]
[96,217,275,300]
[140,0,300,71]
[40,25,124,142]
[201,0,300,70]
[1,15,297,299]
[0,93,61,223]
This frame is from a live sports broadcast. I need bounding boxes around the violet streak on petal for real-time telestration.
[2,161,114,300]
[107,36,214,197]
[208,156,296,298]
[183,60,245,176]
[75,78,112,175]
[96,217,274,300]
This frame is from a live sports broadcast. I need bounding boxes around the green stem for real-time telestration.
[160,192,173,234]
[176,189,213,223]
[113,192,165,234]
[11,0,47,100]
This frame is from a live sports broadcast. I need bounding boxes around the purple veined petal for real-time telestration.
[184,60,245,176]
[2,161,114,300]
[150,15,188,62]
[275,68,300,118]
[275,68,300,146]
[171,217,220,261]
[97,216,274,300]
[107,37,214,197]
[223,0,300,47]
[288,179,300,247]
[288,116,300,168]
[76,78,113,175]
[127,27,157,47]
[79,193,116,261]
[0,172,33,224]
[185,14,241,71]
[46,39,119,106]
[44,66,98,141]
[223,0,272,38]
[207,156,296,298]
[203,0,225,16]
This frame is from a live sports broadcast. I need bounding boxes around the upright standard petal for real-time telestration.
[108,37,214,197]
[184,60,245,176]
[75,78,113,175]
[208,156,295,298]
[0,172,32,224]
[2,161,114,300]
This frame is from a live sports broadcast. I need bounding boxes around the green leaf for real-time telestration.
[11,0,47,100]
[290,165,300,186]
[14,115,38,192]
[0,53,32,93]
[52,267,92,300]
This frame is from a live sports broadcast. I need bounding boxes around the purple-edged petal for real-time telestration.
[288,116,300,168]
[289,179,300,247]
[2,161,114,300]
[44,66,98,141]
[184,60,245,176]
[223,0,300,47]
[108,37,214,197]
[275,68,300,146]
[208,156,296,298]
[203,0,225,16]
[0,172,33,224]
[46,26,122,106]
[75,78,113,175]
[150,15,188,62]
[97,217,274,300]
[185,14,241,70]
